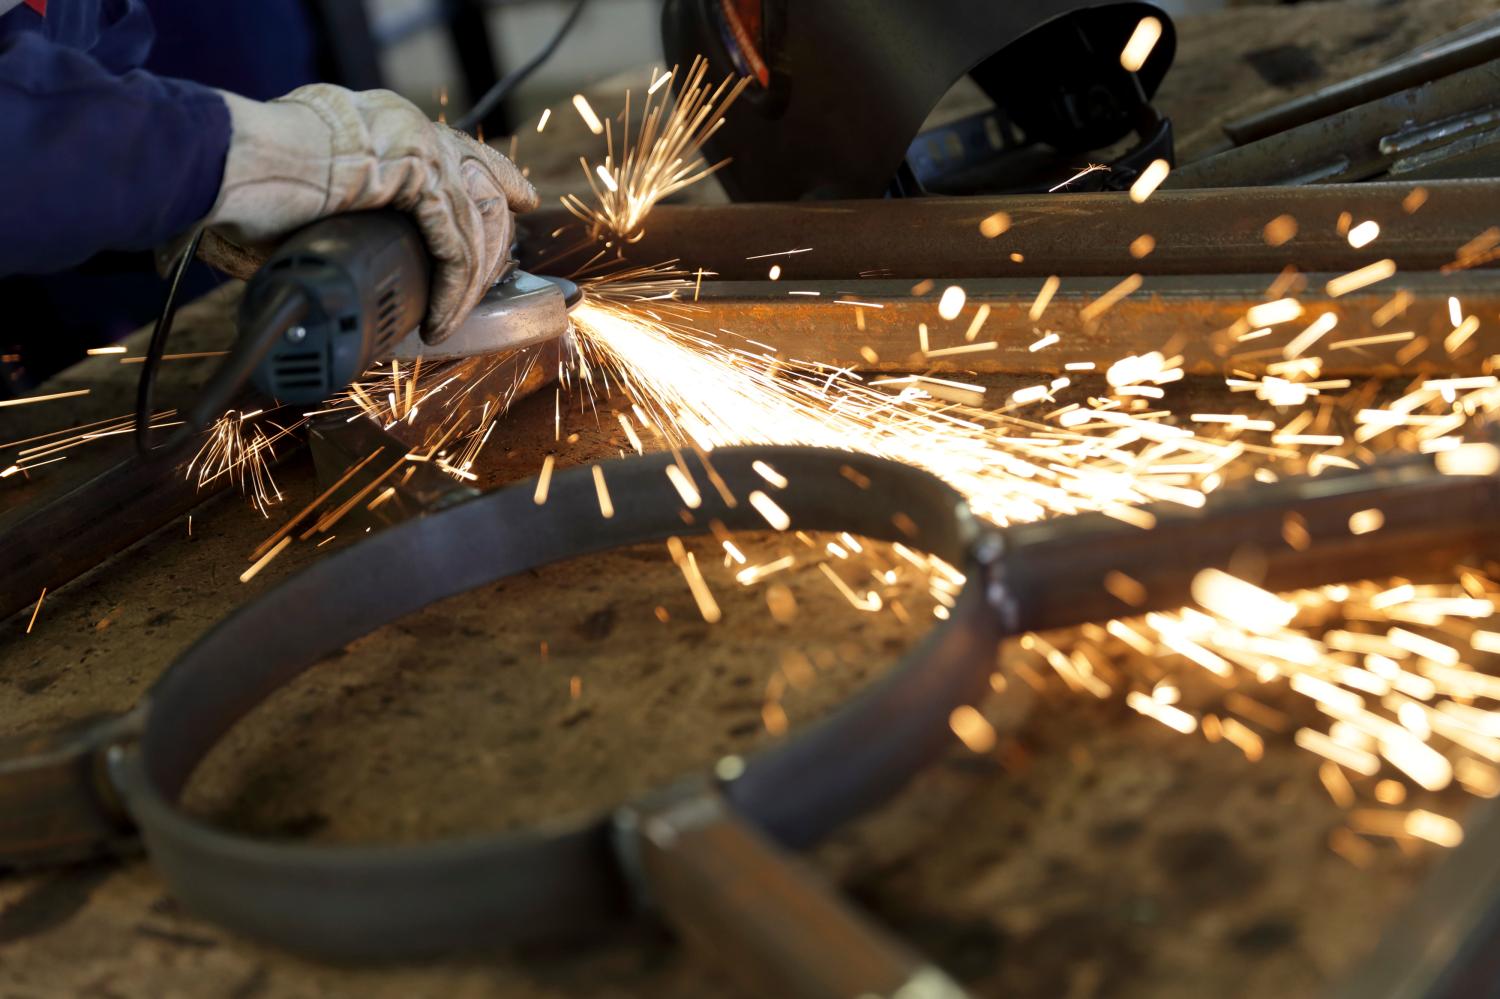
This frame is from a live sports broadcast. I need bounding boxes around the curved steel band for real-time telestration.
[109,445,1006,959]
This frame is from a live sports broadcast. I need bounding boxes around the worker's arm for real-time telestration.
[0,30,229,275]
[1,33,536,345]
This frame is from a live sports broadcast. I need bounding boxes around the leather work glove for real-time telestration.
[199,85,539,344]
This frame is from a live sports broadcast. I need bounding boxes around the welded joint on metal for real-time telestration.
[0,706,148,866]
[969,520,1019,632]
[609,775,723,913]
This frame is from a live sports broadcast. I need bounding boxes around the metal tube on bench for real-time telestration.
[676,273,1500,376]
[521,181,1498,281]
[1001,451,1500,634]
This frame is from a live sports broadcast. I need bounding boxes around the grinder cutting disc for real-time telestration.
[387,272,579,363]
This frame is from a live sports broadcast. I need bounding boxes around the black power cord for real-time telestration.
[134,227,205,455]
[454,0,590,134]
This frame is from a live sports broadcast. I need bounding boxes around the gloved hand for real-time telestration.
[199,85,539,344]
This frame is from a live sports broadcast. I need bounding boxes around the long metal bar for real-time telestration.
[0,711,142,866]
[678,273,1500,376]
[1167,61,1500,188]
[0,343,559,625]
[1223,16,1500,145]
[617,785,965,999]
[0,436,229,624]
[1001,449,1500,633]
[521,181,1499,282]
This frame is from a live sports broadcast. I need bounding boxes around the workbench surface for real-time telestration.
[4,1,1498,995]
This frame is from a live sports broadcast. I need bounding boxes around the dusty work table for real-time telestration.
[0,287,1438,999]
[4,0,1498,994]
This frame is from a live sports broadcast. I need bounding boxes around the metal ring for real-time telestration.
[107,445,1005,958]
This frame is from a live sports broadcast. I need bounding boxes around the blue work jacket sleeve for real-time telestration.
[0,29,230,276]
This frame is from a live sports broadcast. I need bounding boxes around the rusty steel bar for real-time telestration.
[680,272,1500,377]
[617,786,961,999]
[521,181,1497,282]
[0,343,560,626]
[1001,448,1500,633]
[1222,18,1500,146]
[0,712,142,866]
[1168,60,1500,188]
[0,435,233,624]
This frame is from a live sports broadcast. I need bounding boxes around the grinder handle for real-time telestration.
[146,212,431,460]
[240,211,431,407]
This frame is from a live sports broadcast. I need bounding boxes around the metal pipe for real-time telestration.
[679,273,1500,376]
[1222,17,1500,146]
[1166,61,1500,189]
[521,181,1498,282]
[0,344,559,625]
[1002,450,1500,633]
[0,435,230,624]
[616,785,965,999]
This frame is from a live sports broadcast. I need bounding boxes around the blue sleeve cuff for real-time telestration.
[0,33,233,275]
[147,75,231,241]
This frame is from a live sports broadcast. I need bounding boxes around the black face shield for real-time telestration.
[662,0,1176,199]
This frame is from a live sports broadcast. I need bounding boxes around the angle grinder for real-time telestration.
[164,211,580,445]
